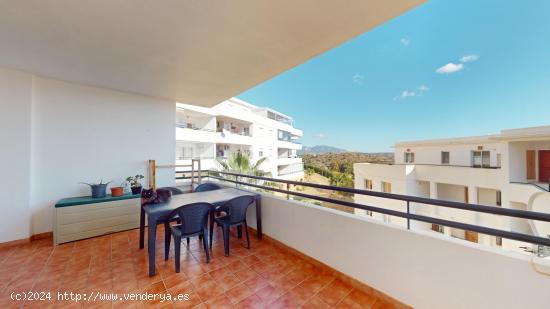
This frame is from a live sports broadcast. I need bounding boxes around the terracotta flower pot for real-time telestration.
[110,187,124,197]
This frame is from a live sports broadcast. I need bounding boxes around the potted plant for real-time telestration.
[80,180,111,198]
[110,183,124,197]
[126,175,145,194]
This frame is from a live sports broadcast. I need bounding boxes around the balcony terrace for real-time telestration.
[176,126,218,144]
[1,224,403,309]
[277,157,303,166]
[4,1,550,308]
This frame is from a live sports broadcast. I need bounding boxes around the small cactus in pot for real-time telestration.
[80,180,111,198]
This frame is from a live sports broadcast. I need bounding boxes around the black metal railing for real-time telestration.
[206,170,550,247]
[175,124,216,132]
[175,170,210,180]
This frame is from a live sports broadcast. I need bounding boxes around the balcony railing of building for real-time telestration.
[175,123,216,132]
[380,162,502,169]
[278,155,301,159]
[176,155,215,160]
[205,170,550,249]
[217,128,251,137]
[277,168,305,176]
[268,111,294,126]
[510,181,550,192]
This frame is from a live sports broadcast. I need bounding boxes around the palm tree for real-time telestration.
[216,151,270,177]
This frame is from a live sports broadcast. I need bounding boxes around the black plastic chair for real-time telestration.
[209,195,255,256]
[164,202,214,272]
[195,182,222,192]
[160,186,185,195]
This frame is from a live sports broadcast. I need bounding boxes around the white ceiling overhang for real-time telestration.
[0,0,425,106]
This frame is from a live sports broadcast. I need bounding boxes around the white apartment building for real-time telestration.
[354,125,550,254]
[175,98,304,179]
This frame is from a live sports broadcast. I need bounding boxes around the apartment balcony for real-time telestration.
[2,225,400,309]
[357,163,504,189]
[277,156,303,166]
[200,171,550,309]
[4,168,550,309]
[277,170,305,180]
[277,164,305,180]
[175,125,217,143]
[216,130,254,146]
[508,141,550,184]
[5,1,550,308]
[277,139,302,151]
[414,164,503,188]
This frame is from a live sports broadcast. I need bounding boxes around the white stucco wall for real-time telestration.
[245,194,550,309]
[0,66,176,241]
[509,141,550,182]
[395,143,504,167]
[0,67,33,243]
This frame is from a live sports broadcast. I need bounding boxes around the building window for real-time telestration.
[472,151,490,168]
[495,236,502,246]
[278,130,291,141]
[441,151,450,165]
[404,152,415,163]
[364,179,372,190]
[258,151,263,157]
[381,181,392,193]
[496,191,502,206]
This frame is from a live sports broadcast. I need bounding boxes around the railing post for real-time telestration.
[286,183,290,200]
[148,159,156,190]
[235,175,239,188]
[191,159,195,184]
[407,200,410,230]
[197,159,202,184]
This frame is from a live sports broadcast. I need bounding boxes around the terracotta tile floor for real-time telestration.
[0,227,399,309]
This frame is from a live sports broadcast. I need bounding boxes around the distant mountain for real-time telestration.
[299,145,347,155]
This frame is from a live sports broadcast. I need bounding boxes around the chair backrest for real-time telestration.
[195,182,222,192]
[221,195,255,224]
[168,202,213,234]
[160,186,185,195]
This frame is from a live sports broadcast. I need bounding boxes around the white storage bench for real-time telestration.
[54,194,141,245]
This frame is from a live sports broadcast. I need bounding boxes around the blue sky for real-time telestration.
[238,0,550,152]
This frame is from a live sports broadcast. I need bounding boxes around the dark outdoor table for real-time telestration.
[139,188,262,276]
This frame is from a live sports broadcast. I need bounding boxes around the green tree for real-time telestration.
[329,172,354,188]
[216,151,270,177]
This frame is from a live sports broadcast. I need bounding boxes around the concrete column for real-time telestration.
[468,185,478,204]
[469,186,490,245]
[429,182,451,235]
[430,182,438,217]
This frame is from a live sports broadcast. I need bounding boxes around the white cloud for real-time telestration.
[394,85,429,101]
[352,73,364,85]
[313,133,325,138]
[393,90,416,101]
[400,38,410,46]
[401,90,416,98]
[436,62,464,74]
[460,54,479,63]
